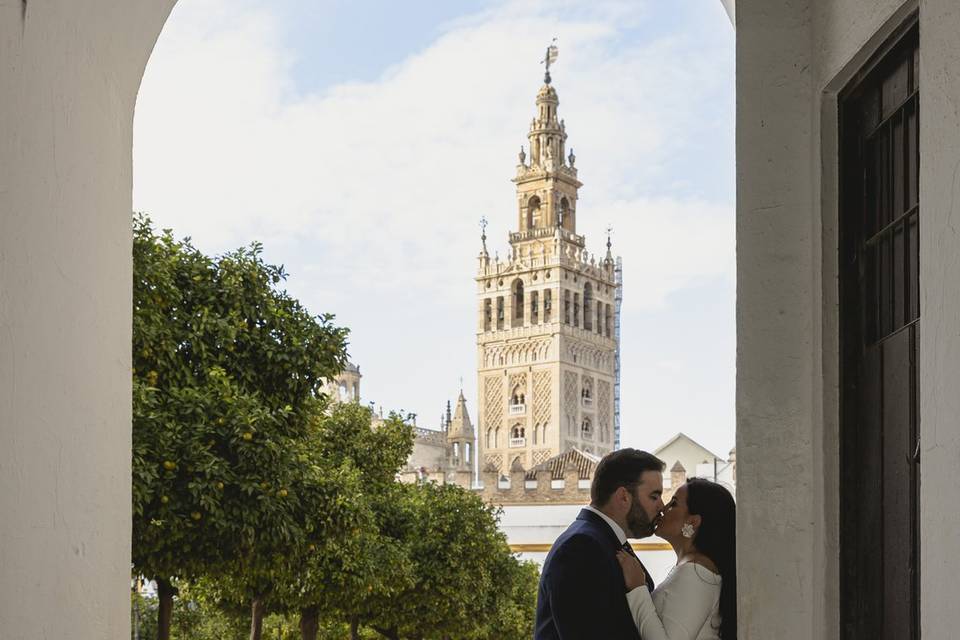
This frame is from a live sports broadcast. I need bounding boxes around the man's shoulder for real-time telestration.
[549,518,611,560]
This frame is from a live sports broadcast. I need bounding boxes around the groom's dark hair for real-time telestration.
[590,448,665,507]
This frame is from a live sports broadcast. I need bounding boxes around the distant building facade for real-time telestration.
[397,392,476,489]
[652,432,736,498]
[324,363,476,489]
[321,362,361,404]
[476,72,620,477]
[480,447,597,505]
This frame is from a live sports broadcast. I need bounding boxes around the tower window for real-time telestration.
[544,289,552,322]
[564,290,571,325]
[527,196,542,230]
[484,298,492,331]
[583,283,593,331]
[605,304,612,337]
[573,293,580,328]
[496,297,504,330]
[512,279,524,326]
[596,303,602,335]
[531,291,539,324]
[581,417,593,438]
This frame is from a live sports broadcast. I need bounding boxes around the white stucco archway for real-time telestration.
[1,3,177,636]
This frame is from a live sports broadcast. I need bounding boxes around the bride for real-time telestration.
[617,478,737,640]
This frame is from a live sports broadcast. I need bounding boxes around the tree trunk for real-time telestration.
[350,617,360,640]
[156,578,175,640]
[298,605,319,640]
[249,597,266,640]
[371,625,399,640]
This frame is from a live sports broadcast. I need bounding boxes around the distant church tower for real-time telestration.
[476,61,620,476]
[445,392,475,488]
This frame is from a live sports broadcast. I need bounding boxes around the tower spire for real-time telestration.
[541,38,559,85]
[510,52,582,238]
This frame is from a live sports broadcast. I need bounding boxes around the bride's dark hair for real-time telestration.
[687,477,737,639]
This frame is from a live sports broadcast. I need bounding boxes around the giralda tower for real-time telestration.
[476,55,620,476]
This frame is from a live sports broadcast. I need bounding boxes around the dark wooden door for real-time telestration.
[839,18,919,640]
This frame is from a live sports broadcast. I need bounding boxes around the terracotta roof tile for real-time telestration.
[525,448,600,480]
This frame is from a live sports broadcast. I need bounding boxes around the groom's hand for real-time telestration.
[616,549,647,591]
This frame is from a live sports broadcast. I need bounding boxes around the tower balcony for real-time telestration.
[509,437,527,448]
[509,403,526,415]
[582,396,593,408]
[509,227,584,247]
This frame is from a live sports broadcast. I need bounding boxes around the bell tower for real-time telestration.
[476,50,620,477]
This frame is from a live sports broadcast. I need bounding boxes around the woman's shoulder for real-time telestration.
[670,561,723,586]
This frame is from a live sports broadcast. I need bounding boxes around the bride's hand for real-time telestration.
[616,549,647,590]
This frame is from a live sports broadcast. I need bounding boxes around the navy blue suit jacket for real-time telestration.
[534,509,654,640]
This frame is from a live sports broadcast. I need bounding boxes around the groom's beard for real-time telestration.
[625,501,655,538]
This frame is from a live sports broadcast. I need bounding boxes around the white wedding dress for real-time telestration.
[625,562,722,640]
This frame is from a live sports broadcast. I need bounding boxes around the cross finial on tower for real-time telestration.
[479,216,488,254]
[541,38,559,84]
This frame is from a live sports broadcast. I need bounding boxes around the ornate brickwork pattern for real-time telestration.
[482,338,552,368]
[563,371,579,435]
[533,370,552,425]
[532,449,553,466]
[484,375,503,431]
[598,380,611,443]
[484,454,503,471]
[565,340,615,371]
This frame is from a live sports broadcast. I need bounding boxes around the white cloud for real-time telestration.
[134,0,735,453]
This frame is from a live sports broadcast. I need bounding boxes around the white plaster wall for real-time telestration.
[736,2,817,636]
[916,3,960,636]
[0,2,174,637]
[738,0,960,637]
[654,434,724,477]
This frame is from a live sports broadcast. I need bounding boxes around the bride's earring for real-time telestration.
[681,523,695,538]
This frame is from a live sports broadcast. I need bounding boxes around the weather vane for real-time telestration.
[606,225,613,249]
[541,37,559,84]
[480,216,488,252]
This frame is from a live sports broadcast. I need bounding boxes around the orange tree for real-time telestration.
[273,402,417,640]
[131,213,349,639]
[360,482,539,640]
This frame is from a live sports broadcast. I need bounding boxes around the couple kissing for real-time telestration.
[534,449,737,640]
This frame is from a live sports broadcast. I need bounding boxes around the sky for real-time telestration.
[134,0,736,458]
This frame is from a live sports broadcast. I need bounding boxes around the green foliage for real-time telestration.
[272,404,417,623]
[132,582,246,640]
[132,211,349,583]
[130,212,539,638]
[360,482,538,640]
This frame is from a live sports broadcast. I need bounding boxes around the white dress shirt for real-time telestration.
[582,504,628,545]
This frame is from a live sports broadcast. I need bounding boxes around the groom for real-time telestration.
[534,448,665,640]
